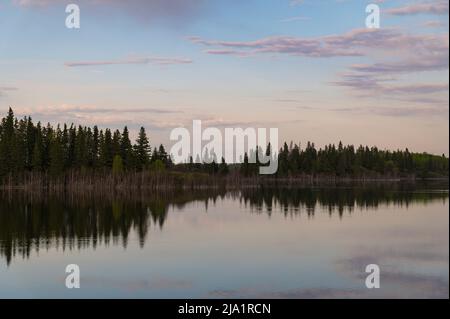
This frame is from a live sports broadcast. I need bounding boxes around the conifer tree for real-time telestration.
[134,127,150,170]
[120,126,133,169]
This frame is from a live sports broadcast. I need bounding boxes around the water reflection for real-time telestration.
[240,183,449,216]
[0,189,225,265]
[0,182,448,266]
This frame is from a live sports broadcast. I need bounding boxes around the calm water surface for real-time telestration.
[0,183,448,298]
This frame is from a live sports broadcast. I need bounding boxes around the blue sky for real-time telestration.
[0,0,448,154]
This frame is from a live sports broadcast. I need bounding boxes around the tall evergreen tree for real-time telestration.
[134,127,150,170]
[100,128,113,168]
[120,126,133,169]
[0,108,15,175]
[49,126,64,176]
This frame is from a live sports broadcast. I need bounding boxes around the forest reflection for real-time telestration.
[0,182,448,265]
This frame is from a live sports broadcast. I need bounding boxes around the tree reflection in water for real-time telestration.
[0,182,448,265]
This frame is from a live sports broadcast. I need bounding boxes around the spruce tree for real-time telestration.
[120,126,132,169]
[134,127,150,170]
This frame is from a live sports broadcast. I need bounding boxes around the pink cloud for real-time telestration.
[422,20,447,28]
[189,28,448,59]
[64,56,192,67]
[386,0,449,16]
[0,86,18,97]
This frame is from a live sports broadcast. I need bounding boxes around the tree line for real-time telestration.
[240,140,448,178]
[0,108,173,177]
[0,108,448,182]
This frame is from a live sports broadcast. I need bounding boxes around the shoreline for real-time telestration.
[1,174,448,192]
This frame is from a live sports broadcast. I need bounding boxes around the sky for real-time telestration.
[0,0,448,155]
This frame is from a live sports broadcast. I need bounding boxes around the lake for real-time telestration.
[0,182,448,298]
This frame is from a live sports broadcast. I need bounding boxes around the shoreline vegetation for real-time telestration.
[1,171,449,192]
[0,108,448,190]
